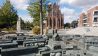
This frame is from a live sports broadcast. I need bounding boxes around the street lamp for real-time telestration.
[40,0,43,35]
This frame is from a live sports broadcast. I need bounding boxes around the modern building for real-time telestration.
[45,3,64,29]
[78,6,98,27]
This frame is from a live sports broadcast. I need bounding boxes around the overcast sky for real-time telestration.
[0,0,98,23]
[59,0,98,23]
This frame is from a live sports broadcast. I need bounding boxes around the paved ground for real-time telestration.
[48,29,66,35]
[87,51,98,56]
[66,27,98,36]
[19,53,36,56]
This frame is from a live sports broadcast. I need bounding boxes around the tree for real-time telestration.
[64,23,71,29]
[27,0,46,26]
[0,0,18,29]
[24,21,33,30]
[21,18,33,30]
[71,20,78,28]
[20,18,25,30]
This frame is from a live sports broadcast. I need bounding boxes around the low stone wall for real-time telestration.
[1,46,38,56]
[0,39,12,44]
[0,43,18,49]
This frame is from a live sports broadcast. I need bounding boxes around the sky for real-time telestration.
[0,0,98,24]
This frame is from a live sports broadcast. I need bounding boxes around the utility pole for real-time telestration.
[40,0,43,35]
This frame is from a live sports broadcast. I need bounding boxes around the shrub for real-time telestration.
[32,26,40,35]
[2,28,8,31]
[44,27,48,35]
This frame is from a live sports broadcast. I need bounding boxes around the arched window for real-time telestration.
[58,19,60,28]
[47,19,48,25]
[53,18,55,28]
[50,18,52,27]
[61,18,63,26]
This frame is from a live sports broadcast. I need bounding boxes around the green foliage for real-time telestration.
[1,28,15,32]
[21,18,25,29]
[23,21,33,30]
[64,23,71,29]
[32,26,40,35]
[20,17,33,30]
[0,0,18,28]
[2,28,8,31]
[27,0,46,26]
[71,20,78,28]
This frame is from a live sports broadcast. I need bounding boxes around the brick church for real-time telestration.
[45,3,64,29]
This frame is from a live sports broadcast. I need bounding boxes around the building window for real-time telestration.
[94,17,98,22]
[83,24,87,26]
[83,20,87,23]
[83,15,87,19]
[94,11,98,15]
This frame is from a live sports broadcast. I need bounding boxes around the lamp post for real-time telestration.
[40,0,43,35]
